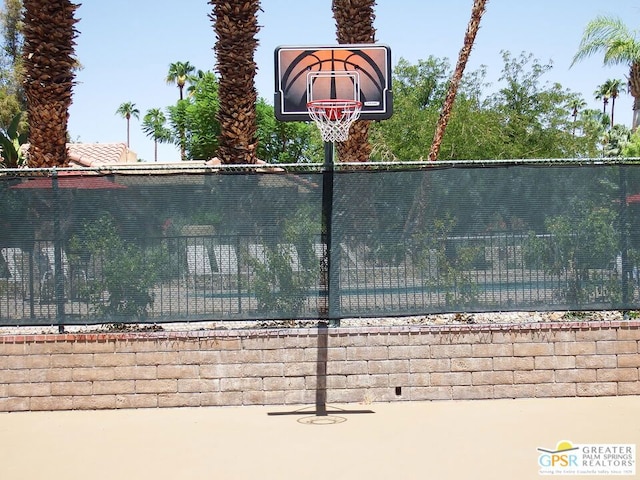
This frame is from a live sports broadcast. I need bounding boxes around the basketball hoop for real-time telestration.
[307,99,362,143]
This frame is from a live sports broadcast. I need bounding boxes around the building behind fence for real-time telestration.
[1,160,640,327]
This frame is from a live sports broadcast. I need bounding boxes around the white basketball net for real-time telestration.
[307,100,362,143]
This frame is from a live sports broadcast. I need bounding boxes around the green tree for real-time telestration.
[573,16,640,131]
[369,56,450,160]
[115,101,139,148]
[488,51,582,158]
[580,108,610,156]
[166,70,219,160]
[164,69,322,162]
[528,203,619,306]
[393,57,451,110]
[164,71,323,162]
[0,88,22,131]
[601,124,631,157]
[141,108,172,162]
[186,69,206,97]
[1,0,22,60]
[374,52,594,162]
[622,129,640,157]
[249,206,320,316]
[166,99,191,159]
[256,98,323,163]
[0,0,25,112]
[71,214,163,319]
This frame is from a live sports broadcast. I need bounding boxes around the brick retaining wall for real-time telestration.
[1,320,639,411]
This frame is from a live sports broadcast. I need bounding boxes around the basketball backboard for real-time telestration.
[274,44,392,122]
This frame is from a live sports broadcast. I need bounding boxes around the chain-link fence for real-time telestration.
[1,160,639,326]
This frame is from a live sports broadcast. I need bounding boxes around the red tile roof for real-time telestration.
[19,143,138,167]
[67,143,137,166]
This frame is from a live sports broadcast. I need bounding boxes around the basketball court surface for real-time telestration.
[1,396,637,479]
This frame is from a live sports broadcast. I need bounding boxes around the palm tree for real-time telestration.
[568,97,587,135]
[573,16,640,132]
[403,0,487,235]
[332,0,376,163]
[582,108,611,132]
[166,62,196,161]
[604,78,626,127]
[210,0,260,164]
[166,61,196,101]
[594,79,626,128]
[22,0,79,167]
[115,101,140,149]
[141,108,172,162]
[429,0,488,160]
[594,83,610,118]
[581,108,610,156]
[601,124,631,157]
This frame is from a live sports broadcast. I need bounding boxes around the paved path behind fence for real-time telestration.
[0,396,638,480]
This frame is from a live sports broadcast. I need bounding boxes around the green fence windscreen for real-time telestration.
[1,161,638,326]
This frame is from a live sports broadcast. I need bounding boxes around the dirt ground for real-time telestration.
[0,396,637,480]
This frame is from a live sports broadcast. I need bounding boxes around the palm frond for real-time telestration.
[572,15,639,66]
[603,39,640,66]
[6,112,22,139]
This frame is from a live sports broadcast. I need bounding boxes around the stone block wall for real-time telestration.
[0,320,639,411]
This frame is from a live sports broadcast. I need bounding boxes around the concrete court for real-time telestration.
[0,396,638,480]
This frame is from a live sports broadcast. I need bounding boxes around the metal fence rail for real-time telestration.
[1,160,639,326]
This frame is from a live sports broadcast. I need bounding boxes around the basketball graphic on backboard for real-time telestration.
[274,44,392,122]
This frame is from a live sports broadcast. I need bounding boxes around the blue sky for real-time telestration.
[68,0,640,162]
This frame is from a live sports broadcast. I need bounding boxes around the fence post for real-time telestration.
[52,171,66,332]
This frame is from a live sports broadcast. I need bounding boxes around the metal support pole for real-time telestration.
[321,141,340,326]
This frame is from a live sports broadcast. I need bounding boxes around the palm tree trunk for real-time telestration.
[23,0,79,168]
[126,117,131,148]
[429,0,487,161]
[178,86,186,160]
[210,0,260,164]
[630,62,640,132]
[332,0,376,163]
[611,96,616,127]
[404,0,487,235]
